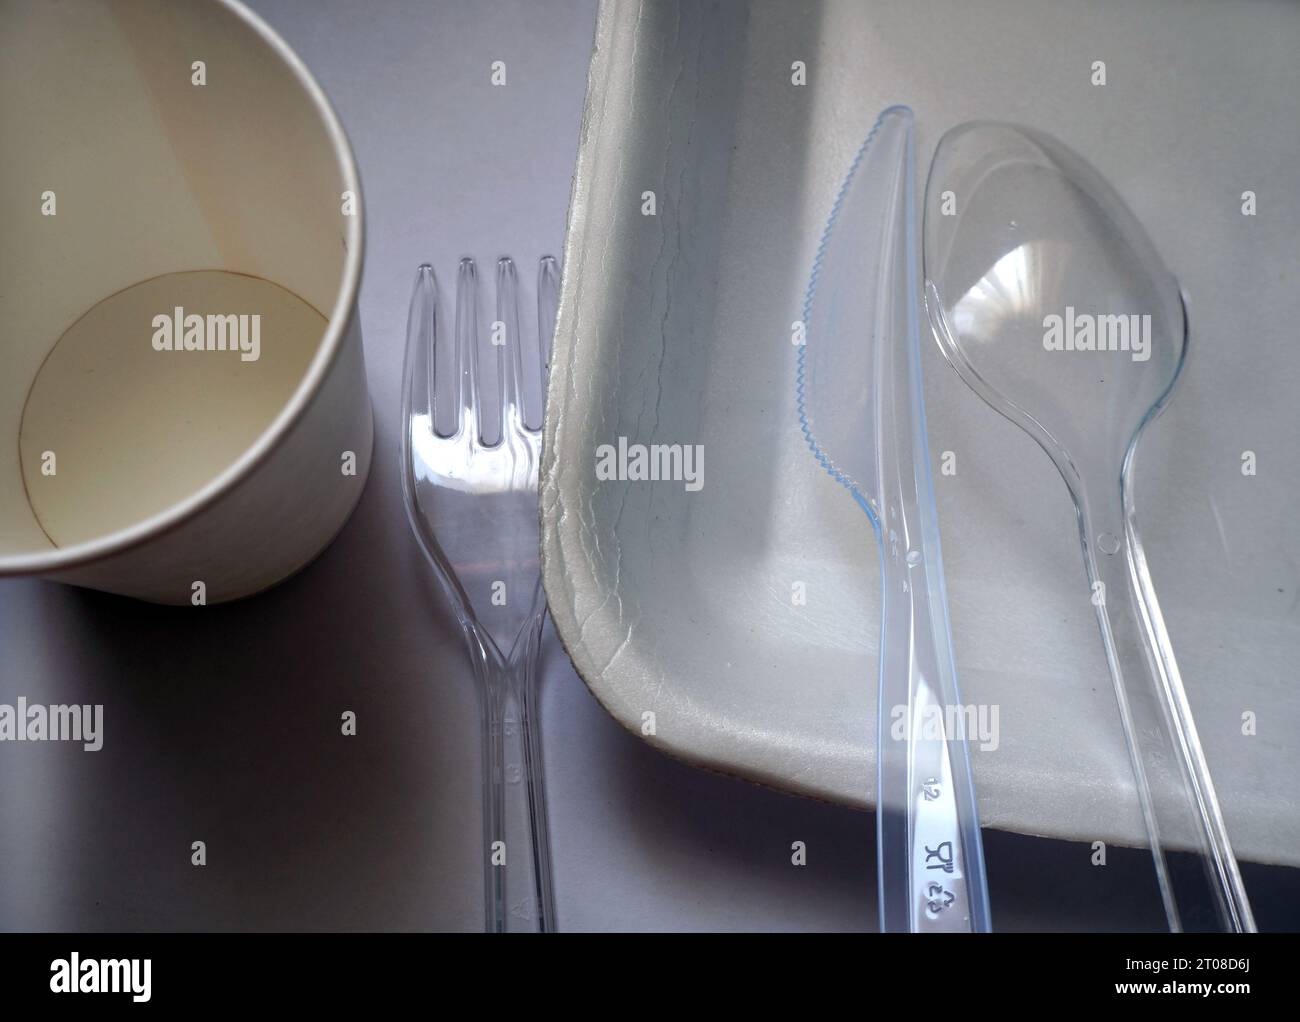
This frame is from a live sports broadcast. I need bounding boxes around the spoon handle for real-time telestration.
[1081,500,1255,932]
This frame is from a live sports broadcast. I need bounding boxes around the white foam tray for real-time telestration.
[541,0,1300,865]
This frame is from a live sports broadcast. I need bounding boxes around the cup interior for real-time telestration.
[1,0,353,562]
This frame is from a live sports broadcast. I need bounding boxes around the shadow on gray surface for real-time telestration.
[584,701,1298,931]
[0,464,481,931]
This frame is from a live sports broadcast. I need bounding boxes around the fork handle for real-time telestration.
[478,618,556,933]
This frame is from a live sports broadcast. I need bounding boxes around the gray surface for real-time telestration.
[0,0,1293,932]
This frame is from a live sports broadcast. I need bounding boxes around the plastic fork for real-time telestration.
[401,255,560,932]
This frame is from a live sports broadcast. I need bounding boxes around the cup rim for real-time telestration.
[0,0,365,577]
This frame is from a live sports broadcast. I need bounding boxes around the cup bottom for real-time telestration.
[18,269,325,549]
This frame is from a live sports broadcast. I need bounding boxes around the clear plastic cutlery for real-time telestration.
[799,105,992,933]
[923,122,1255,932]
[401,255,560,932]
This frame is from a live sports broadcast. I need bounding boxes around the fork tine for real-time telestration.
[455,257,481,443]
[537,255,559,382]
[496,256,525,433]
[407,263,448,437]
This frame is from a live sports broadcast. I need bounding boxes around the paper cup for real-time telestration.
[0,0,371,604]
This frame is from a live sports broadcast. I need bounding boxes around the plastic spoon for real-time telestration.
[923,121,1255,932]
[800,106,992,933]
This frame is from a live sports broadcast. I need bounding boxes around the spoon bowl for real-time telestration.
[924,122,1186,502]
